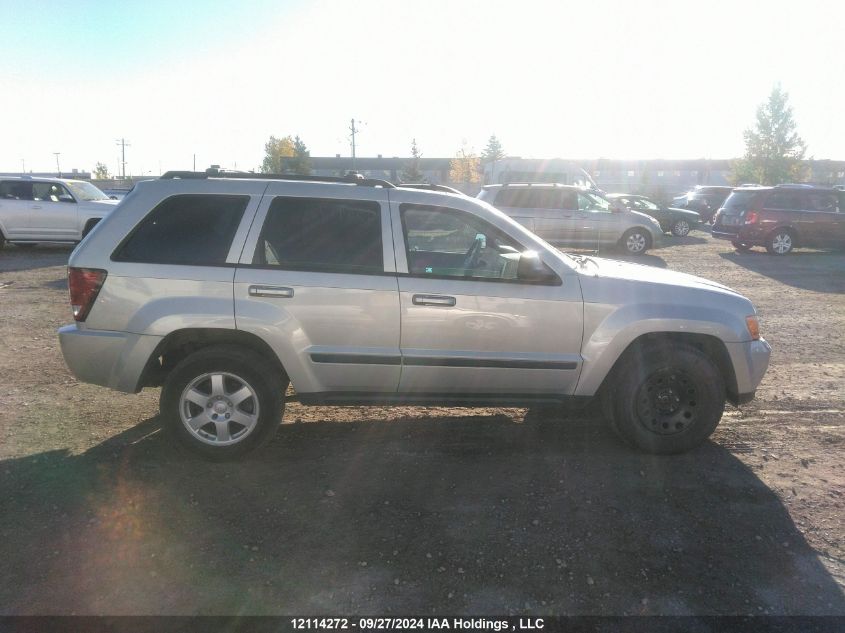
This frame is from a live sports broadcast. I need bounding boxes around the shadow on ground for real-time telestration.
[1,412,843,615]
[719,250,845,293]
[0,244,74,273]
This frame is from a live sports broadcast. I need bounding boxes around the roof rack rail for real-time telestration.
[398,183,464,195]
[160,168,395,188]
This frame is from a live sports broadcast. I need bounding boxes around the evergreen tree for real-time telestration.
[401,139,425,182]
[481,135,505,184]
[289,136,312,175]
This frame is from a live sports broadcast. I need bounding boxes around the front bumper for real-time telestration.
[724,338,772,404]
[58,325,162,393]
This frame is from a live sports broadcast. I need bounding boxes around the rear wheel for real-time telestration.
[160,345,287,460]
[732,241,752,252]
[621,228,651,255]
[671,219,691,237]
[766,229,795,255]
[602,342,725,454]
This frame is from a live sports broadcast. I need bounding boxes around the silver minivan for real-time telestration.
[478,183,663,255]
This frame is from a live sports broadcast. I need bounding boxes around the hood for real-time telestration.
[666,206,701,219]
[80,199,120,211]
[627,209,662,226]
[575,256,739,295]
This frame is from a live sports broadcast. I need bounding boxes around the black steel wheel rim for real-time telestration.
[635,369,699,436]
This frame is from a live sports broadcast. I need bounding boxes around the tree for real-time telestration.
[449,144,482,184]
[481,135,505,163]
[401,139,425,183]
[288,135,312,175]
[481,134,505,184]
[261,135,296,173]
[93,162,110,179]
[730,85,807,185]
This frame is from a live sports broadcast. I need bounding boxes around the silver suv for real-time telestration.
[58,171,771,459]
[0,177,118,247]
[477,183,664,255]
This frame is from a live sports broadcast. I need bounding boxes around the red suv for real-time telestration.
[712,185,845,255]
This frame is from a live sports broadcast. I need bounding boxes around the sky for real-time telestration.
[1,0,843,175]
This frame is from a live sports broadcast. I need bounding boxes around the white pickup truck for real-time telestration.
[0,176,119,247]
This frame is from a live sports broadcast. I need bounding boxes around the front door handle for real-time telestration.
[31,205,42,210]
[248,285,294,298]
[412,294,456,307]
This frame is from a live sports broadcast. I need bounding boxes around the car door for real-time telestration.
[30,181,79,239]
[574,191,620,245]
[391,200,584,397]
[234,185,401,396]
[0,181,33,238]
[803,191,844,248]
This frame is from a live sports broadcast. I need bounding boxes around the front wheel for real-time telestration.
[766,229,795,255]
[621,228,651,255]
[160,345,287,460]
[671,219,691,237]
[602,342,725,454]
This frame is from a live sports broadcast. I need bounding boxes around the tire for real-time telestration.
[766,229,795,255]
[732,241,752,252]
[671,219,691,237]
[621,228,652,255]
[602,342,725,454]
[160,344,287,460]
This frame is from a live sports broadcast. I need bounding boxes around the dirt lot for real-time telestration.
[0,235,843,616]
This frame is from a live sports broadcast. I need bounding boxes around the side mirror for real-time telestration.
[109,195,118,200]
[58,195,75,203]
[517,251,559,283]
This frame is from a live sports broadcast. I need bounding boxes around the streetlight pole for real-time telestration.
[350,118,358,172]
[53,152,61,177]
[20,158,25,175]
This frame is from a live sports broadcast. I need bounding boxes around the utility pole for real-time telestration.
[115,138,131,180]
[193,154,196,171]
[53,152,61,177]
[20,158,25,174]
[349,118,358,172]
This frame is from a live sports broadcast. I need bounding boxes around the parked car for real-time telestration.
[0,176,119,248]
[672,186,734,223]
[58,170,770,459]
[477,183,663,255]
[606,193,701,236]
[100,188,132,200]
[712,184,845,254]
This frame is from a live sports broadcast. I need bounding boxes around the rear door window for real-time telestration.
[0,181,32,200]
[765,191,805,211]
[254,197,383,274]
[495,188,565,209]
[114,194,248,265]
[806,192,839,213]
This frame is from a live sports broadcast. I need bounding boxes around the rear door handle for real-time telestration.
[248,285,294,298]
[412,294,456,307]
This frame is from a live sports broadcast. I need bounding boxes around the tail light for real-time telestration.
[744,211,759,225]
[68,267,107,321]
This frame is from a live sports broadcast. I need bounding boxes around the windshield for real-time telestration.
[579,191,611,211]
[66,180,110,201]
[636,198,660,210]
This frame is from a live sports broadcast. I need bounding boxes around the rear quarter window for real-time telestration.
[113,194,248,265]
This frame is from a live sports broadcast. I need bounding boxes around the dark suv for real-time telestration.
[712,185,845,254]
[672,186,734,222]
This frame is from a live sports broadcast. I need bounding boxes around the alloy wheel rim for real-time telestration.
[674,221,690,236]
[773,233,792,254]
[627,233,646,253]
[635,370,699,436]
[179,372,260,446]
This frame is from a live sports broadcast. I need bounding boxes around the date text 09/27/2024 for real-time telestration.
[290,618,546,631]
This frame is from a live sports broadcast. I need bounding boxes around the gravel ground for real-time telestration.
[0,235,842,615]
